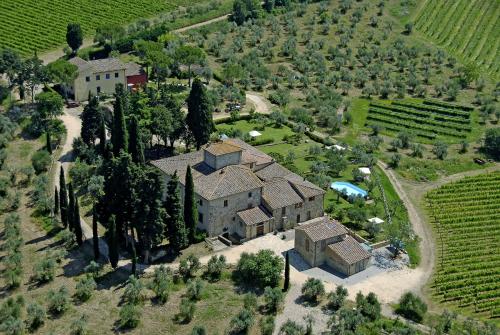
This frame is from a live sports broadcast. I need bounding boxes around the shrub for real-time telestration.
[260,315,275,335]
[31,150,51,174]
[26,303,46,331]
[230,308,254,334]
[263,286,284,314]
[356,292,381,322]
[33,257,56,283]
[301,278,325,303]
[205,255,226,282]
[47,286,70,315]
[84,260,102,279]
[327,285,348,312]
[75,276,97,302]
[119,304,142,329]
[186,278,204,301]
[150,265,170,303]
[70,315,88,335]
[58,229,76,249]
[243,293,258,312]
[123,275,146,305]
[177,298,196,323]
[432,141,448,160]
[396,292,427,322]
[279,320,305,335]
[191,326,207,335]
[234,250,284,288]
[483,127,500,158]
[0,296,24,325]
[0,317,24,335]
[179,254,201,280]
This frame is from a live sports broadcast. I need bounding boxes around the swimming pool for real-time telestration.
[330,181,368,198]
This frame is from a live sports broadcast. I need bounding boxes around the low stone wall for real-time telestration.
[371,240,390,249]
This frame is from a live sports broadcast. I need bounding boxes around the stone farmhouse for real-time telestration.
[151,139,325,241]
[295,216,371,276]
[68,57,147,101]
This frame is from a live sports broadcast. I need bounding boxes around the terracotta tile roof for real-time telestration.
[194,165,263,200]
[226,138,274,166]
[69,57,92,72]
[237,206,271,226]
[262,178,303,209]
[125,62,144,76]
[150,151,209,183]
[204,142,242,156]
[296,216,347,242]
[69,57,127,74]
[328,235,371,265]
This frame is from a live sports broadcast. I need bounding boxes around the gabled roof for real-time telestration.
[204,142,242,156]
[237,206,271,226]
[69,57,127,74]
[328,235,371,265]
[151,150,207,183]
[296,216,347,242]
[262,178,303,209]
[226,138,273,166]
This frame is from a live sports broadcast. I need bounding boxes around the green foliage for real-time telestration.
[75,275,97,302]
[184,165,197,243]
[186,278,204,301]
[432,141,448,160]
[233,0,261,25]
[301,278,325,303]
[234,250,284,288]
[25,303,45,331]
[263,286,284,314]
[327,285,348,312]
[123,275,146,305]
[47,286,70,315]
[205,255,226,282]
[33,257,56,283]
[396,292,427,322]
[70,315,88,335]
[243,293,258,313]
[150,265,170,304]
[177,298,196,323]
[186,78,214,149]
[80,94,102,146]
[31,150,51,174]
[111,84,128,156]
[260,315,275,335]
[0,296,24,327]
[191,326,207,335]
[84,260,102,279]
[483,128,500,159]
[165,172,189,253]
[119,304,142,329]
[230,308,254,334]
[66,23,83,53]
[279,319,305,335]
[179,254,201,280]
[356,292,381,322]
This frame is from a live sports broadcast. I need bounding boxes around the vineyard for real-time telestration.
[0,0,202,55]
[426,172,500,319]
[365,99,475,141]
[414,0,500,78]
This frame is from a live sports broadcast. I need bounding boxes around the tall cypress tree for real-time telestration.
[165,172,188,253]
[92,208,99,261]
[46,131,52,154]
[184,165,197,243]
[54,187,59,215]
[128,115,144,164]
[68,182,75,232]
[99,117,106,155]
[109,215,119,269]
[74,197,83,246]
[283,251,290,292]
[81,93,101,146]
[131,228,137,276]
[111,84,128,156]
[59,167,68,228]
[186,78,214,150]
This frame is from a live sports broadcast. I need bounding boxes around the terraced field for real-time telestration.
[365,99,475,142]
[0,0,203,55]
[426,172,500,319]
[414,0,500,78]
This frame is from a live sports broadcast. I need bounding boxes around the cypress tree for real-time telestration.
[99,117,106,155]
[74,197,83,246]
[165,172,188,253]
[92,208,99,261]
[283,251,290,292]
[54,187,59,215]
[111,84,128,156]
[131,230,137,276]
[186,78,214,150]
[184,165,197,243]
[128,115,144,164]
[46,131,52,154]
[81,93,101,146]
[68,182,75,232]
[109,215,119,269]
[59,167,68,228]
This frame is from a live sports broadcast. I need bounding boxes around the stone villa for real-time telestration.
[295,216,371,276]
[151,139,325,241]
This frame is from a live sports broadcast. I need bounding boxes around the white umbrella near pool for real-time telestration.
[249,130,262,138]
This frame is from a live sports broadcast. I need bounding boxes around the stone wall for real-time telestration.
[204,150,242,170]
[73,68,126,101]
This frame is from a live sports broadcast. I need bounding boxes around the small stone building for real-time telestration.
[295,216,371,276]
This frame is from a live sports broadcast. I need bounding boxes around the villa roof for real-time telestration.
[204,142,242,156]
[237,206,271,226]
[262,178,303,209]
[328,235,371,265]
[69,57,127,74]
[226,138,273,166]
[125,62,144,76]
[296,216,347,242]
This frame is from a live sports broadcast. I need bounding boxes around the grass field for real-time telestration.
[0,0,228,56]
[426,172,500,320]
[414,0,500,78]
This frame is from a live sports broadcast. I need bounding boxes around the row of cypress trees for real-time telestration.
[56,166,83,246]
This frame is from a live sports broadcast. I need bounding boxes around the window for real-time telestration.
[96,75,100,81]
[248,192,252,198]
[308,196,315,201]
[307,211,311,220]
[296,214,301,223]
[96,86,101,94]
[281,207,286,216]
[105,73,110,79]
[295,203,303,209]
[305,238,309,252]
[224,200,228,207]
[115,72,119,78]
[198,199,203,206]
[198,212,203,223]
[85,76,90,82]
[321,240,326,251]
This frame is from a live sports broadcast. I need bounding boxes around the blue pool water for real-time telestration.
[330,181,368,198]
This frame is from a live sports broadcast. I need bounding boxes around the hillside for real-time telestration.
[414,0,500,78]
